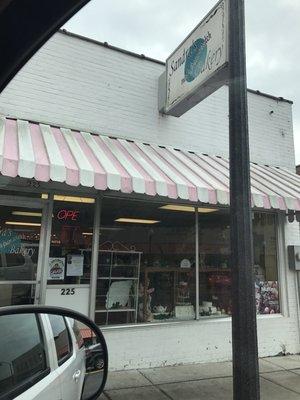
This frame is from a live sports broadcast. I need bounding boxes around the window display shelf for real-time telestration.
[142,267,192,272]
[141,266,194,323]
[199,313,229,319]
[99,264,139,267]
[96,293,136,297]
[200,268,231,273]
[100,249,141,254]
[96,247,142,325]
[200,252,230,255]
[112,264,139,267]
[98,277,139,280]
[95,308,136,313]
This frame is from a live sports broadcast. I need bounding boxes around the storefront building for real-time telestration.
[0,30,300,370]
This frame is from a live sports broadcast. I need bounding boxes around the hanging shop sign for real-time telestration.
[48,257,65,280]
[159,0,229,117]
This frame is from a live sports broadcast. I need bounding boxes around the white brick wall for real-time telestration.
[0,31,295,170]
[102,313,300,371]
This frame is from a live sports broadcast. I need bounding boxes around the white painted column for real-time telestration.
[195,207,200,320]
[39,193,54,304]
[89,196,101,320]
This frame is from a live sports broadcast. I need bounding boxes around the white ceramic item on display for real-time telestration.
[199,306,209,313]
[180,259,191,268]
[175,305,195,319]
[153,305,167,313]
[202,301,213,308]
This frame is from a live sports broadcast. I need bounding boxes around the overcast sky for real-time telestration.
[65,0,300,164]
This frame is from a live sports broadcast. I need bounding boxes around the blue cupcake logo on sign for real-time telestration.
[184,32,212,83]
[184,38,208,82]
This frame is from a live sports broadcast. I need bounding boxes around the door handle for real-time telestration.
[72,370,81,383]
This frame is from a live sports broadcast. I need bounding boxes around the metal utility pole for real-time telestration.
[229,0,260,399]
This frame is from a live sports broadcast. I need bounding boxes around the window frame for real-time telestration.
[0,314,50,400]
[47,198,95,287]
[95,195,283,327]
[275,212,289,317]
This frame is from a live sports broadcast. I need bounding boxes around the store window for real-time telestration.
[198,210,280,318]
[0,204,41,306]
[95,198,280,326]
[48,197,95,285]
[198,208,231,317]
[96,198,196,325]
[253,213,280,315]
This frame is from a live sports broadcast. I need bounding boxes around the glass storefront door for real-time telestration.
[0,196,45,307]
[45,196,95,316]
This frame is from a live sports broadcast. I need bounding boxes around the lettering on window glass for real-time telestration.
[0,229,21,253]
[0,229,36,256]
[57,209,80,221]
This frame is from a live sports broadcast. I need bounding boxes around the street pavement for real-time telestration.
[98,355,300,399]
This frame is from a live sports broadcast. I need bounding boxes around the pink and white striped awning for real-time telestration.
[0,116,300,210]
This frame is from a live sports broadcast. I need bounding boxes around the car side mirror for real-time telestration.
[0,305,108,400]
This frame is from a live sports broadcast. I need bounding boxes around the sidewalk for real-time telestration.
[99,355,300,399]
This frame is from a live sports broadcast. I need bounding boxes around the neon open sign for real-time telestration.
[57,209,80,221]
